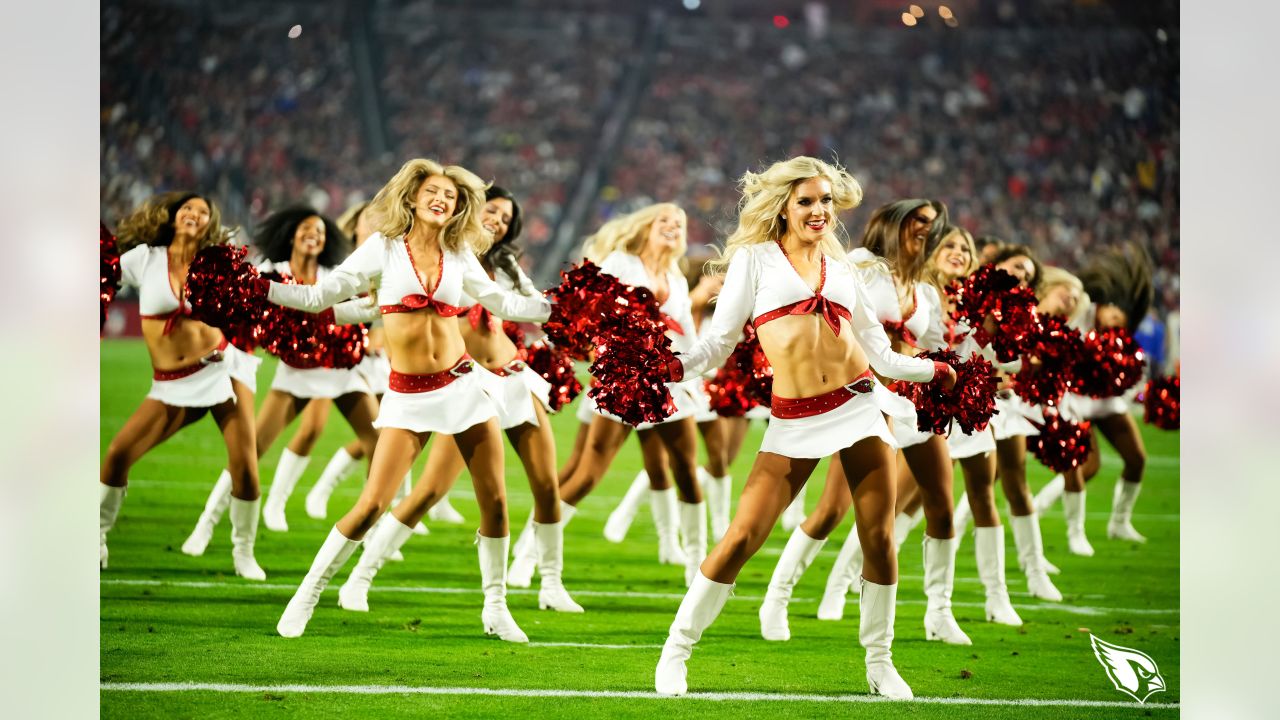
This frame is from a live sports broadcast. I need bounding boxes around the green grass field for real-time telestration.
[100,339,1180,718]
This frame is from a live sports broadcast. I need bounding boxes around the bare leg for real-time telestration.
[959,453,999,528]
[903,435,956,539]
[1095,412,1148,542]
[557,421,591,484]
[697,419,729,478]
[395,433,466,527]
[648,419,704,504]
[506,400,561,523]
[722,416,750,466]
[558,416,632,506]
[701,453,818,582]
[210,381,266,579]
[335,428,428,540]
[841,438,898,585]
[285,398,332,457]
[798,457,854,541]
[996,437,1034,517]
[101,399,206,488]
[639,430,672,491]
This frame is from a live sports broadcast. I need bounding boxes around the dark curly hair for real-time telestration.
[1077,242,1154,333]
[252,205,352,268]
[116,191,228,251]
[481,185,525,288]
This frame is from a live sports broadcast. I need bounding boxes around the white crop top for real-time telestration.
[598,251,698,355]
[676,242,937,382]
[848,247,946,352]
[120,245,188,319]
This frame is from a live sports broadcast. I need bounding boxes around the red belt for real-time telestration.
[388,355,475,393]
[153,338,230,381]
[770,369,875,420]
[489,359,527,378]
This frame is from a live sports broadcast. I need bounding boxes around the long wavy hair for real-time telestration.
[1077,242,1154,332]
[336,200,371,244]
[582,202,687,273]
[990,242,1045,292]
[712,156,862,273]
[481,185,525,286]
[368,158,491,254]
[857,198,949,283]
[116,191,228,252]
[252,205,351,267]
[1037,266,1092,328]
[923,224,978,297]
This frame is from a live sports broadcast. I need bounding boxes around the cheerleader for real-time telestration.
[553,203,709,586]
[758,200,973,646]
[1035,245,1154,553]
[100,192,264,578]
[654,157,954,699]
[332,186,582,614]
[263,159,551,641]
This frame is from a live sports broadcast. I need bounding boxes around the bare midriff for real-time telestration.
[142,318,225,371]
[381,312,470,374]
[457,316,520,370]
[754,313,871,399]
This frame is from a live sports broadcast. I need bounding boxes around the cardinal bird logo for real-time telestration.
[1090,634,1167,704]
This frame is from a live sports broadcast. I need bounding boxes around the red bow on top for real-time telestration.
[660,313,685,336]
[399,294,467,317]
[882,319,918,348]
[143,307,193,335]
[787,295,851,336]
[467,304,501,332]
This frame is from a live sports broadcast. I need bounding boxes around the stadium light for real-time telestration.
[773,15,790,28]
[909,5,924,18]
[939,6,953,19]
[901,12,918,27]
[682,0,700,10]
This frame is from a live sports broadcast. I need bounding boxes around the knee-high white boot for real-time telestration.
[699,467,733,542]
[604,471,649,543]
[263,449,310,532]
[651,488,686,566]
[780,484,807,531]
[680,501,708,587]
[182,470,231,556]
[922,535,971,645]
[277,527,360,637]
[100,484,125,570]
[478,534,528,642]
[306,448,359,520]
[817,524,863,620]
[1063,490,1094,556]
[338,514,415,612]
[536,518,583,613]
[974,525,1021,625]
[952,493,972,550]
[1033,474,1066,513]
[1009,512,1062,601]
[655,571,733,696]
[507,510,538,588]
[861,579,913,700]
[229,497,266,581]
[1107,479,1147,543]
[428,493,466,525]
[759,528,826,641]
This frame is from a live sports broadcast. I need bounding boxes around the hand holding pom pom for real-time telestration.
[949,266,1041,362]
[896,350,998,434]
[705,324,773,416]
[186,244,270,351]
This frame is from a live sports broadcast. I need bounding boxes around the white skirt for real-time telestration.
[947,423,997,459]
[374,369,499,434]
[147,362,235,408]
[1059,391,1130,423]
[271,362,371,399]
[354,352,391,396]
[585,378,701,430]
[762,382,906,459]
[990,391,1044,440]
[690,380,719,424]
[887,387,939,450]
[475,365,552,430]
[225,344,262,394]
[746,404,773,422]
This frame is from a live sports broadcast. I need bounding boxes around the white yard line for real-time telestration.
[100,578,1178,617]
[528,642,662,649]
[99,681,1178,709]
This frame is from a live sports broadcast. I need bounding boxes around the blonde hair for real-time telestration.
[336,200,370,242]
[924,225,978,296]
[116,191,229,252]
[582,202,687,272]
[1038,266,1092,327]
[712,156,863,273]
[368,159,491,254]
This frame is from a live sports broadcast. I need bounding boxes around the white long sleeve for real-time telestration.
[851,278,938,382]
[461,251,550,323]
[677,251,754,378]
[332,297,379,325]
[266,238,382,312]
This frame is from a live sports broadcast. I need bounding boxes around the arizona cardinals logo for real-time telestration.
[1090,634,1166,704]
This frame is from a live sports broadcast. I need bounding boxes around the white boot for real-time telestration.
[1033,474,1065,513]
[277,527,360,637]
[100,484,125,570]
[1107,479,1147,543]
[478,534,528,642]
[759,528,826,641]
[306,448,359,520]
[922,535,972,645]
[699,467,733,542]
[861,579,914,700]
[679,501,708,587]
[952,493,972,551]
[1010,513,1063,601]
[229,497,267,581]
[893,509,921,551]
[651,488,687,566]
[507,510,538,588]
[817,525,862,620]
[263,449,310,532]
[604,471,649,543]
[536,520,583,613]
[655,571,733,696]
[428,494,467,524]
[1063,490,1095,556]
[182,470,231,556]
[780,484,806,531]
[975,526,1021,626]
[338,514,414,612]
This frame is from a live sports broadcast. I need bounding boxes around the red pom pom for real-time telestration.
[704,324,773,416]
[589,310,677,425]
[1142,375,1179,430]
[526,339,583,412]
[100,223,121,332]
[1029,411,1093,473]
[186,244,270,351]
[1011,314,1085,408]
[544,262,632,360]
[895,349,999,434]
[258,273,365,369]
[1070,327,1146,398]
[949,266,1041,362]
